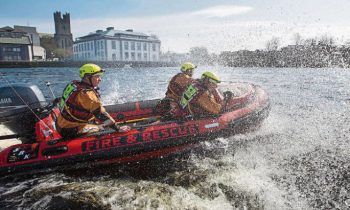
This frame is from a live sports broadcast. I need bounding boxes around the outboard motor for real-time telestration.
[0,84,47,142]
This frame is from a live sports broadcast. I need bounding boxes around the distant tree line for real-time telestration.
[218,34,350,68]
[40,35,71,60]
[162,34,350,68]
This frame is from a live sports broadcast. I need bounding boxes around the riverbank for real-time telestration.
[0,61,178,68]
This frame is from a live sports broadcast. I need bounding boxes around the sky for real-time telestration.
[1,0,350,53]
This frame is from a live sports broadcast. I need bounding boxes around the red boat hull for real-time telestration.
[0,83,270,176]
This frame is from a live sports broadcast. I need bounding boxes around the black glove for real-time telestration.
[111,123,121,131]
[110,123,131,133]
[223,91,233,112]
[223,91,233,101]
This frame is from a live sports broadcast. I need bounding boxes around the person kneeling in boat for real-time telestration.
[176,71,225,119]
[158,62,197,118]
[56,63,130,138]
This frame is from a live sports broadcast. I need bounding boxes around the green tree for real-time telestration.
[189,47,210,65]
[40,35,56,60]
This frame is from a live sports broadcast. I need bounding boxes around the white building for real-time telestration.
[73,27,161,62]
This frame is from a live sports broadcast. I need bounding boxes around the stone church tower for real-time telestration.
[53,11,73,57]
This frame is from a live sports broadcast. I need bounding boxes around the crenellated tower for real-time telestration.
[53,11,73,57]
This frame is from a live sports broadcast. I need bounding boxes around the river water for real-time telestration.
[0,67,349,210]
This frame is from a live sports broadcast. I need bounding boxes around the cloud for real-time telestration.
[3,3,350,54]
[191,5,253,18]
[70,11,350,54]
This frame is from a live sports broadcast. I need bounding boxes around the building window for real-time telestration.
[137,42,141,50]
[87,43,90,51]
[91,42,93,50]
[143,43,147,51]
[152,43,156,51]
[112,41,116,49]
[101,41,104,49]
[137,53,141,60]
[124,41,129,50]
[112,53,116,61]
[131,42,135,50]
[153,54,156,60]
[131,52,135,60]
[144,53,147,60]
[101,52,104,58]
[97,41,100,50]
[124,52,129,60]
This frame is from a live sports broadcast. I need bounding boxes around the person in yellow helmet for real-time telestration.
[175,71,224,118]
[56,63,130,138]
[161,62,197,118]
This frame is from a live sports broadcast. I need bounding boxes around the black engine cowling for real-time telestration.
[0,84,47,141]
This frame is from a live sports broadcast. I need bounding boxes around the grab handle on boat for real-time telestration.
[0,134,24,141]
[42,146,68,156]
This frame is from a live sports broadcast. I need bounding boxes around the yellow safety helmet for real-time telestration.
[180,62,196,72]
[79,63,105,78]
[201,71,221,84]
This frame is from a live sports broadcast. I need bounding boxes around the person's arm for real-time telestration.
[78,91,130,132]
[77,91,115,127]
[196,91,222,114]
[211,88,224,105]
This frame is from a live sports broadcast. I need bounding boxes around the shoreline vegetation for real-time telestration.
[176,35,350,69]
[218,43,350,68]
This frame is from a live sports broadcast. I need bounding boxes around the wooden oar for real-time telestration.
[120,116,161,124]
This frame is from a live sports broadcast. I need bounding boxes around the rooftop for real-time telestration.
[76,27,160,42]
[0,36,31,45]
[0,26,26,33]
[14,25,38,34]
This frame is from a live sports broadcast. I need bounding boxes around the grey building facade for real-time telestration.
[0,26,32,61]
[14,25,46,60]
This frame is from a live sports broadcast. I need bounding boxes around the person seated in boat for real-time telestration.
[158,62,197,118]
[167,71,225,119]
[56,63,130,138]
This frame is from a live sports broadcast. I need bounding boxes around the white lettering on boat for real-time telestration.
[0,98,12,104]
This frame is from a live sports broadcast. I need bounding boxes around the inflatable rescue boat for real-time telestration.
[0,83,270,176]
